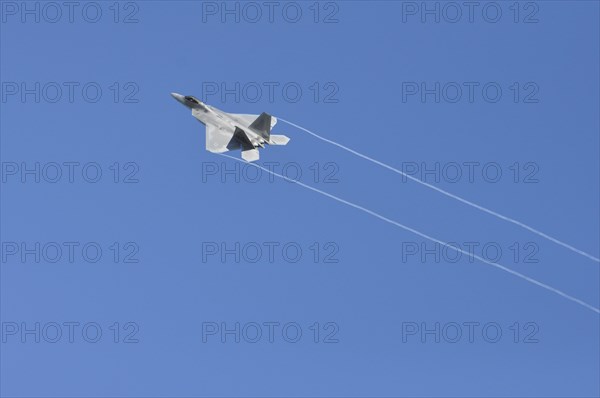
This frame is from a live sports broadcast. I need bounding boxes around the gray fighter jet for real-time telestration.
[171,93,290,162]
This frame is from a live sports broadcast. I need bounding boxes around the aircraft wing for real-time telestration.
[205,124,236,153]
[229,113,278,129]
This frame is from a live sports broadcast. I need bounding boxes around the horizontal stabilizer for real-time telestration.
[242,148,260,162]
[269,135,290,146]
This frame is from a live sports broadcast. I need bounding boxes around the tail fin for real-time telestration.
[269,135,290,146]
[249,112,272,140]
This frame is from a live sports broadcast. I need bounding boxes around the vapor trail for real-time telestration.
[277,118,600,263]
[219,154,600,315]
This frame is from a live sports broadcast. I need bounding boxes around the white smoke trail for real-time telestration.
[277,118,600,263]
[218,153,600,315]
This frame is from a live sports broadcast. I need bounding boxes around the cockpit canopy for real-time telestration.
[185,96,201,105]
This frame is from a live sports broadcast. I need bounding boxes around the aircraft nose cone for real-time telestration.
[171,92,186,104]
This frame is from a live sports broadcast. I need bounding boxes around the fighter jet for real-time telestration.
[171,93,290,162]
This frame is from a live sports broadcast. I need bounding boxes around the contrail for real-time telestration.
[218,153,600,315]
[277,118,600,264]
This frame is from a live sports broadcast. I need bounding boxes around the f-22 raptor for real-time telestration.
[171,93,290,162]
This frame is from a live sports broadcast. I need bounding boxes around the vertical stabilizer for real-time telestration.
[249,113,272,140]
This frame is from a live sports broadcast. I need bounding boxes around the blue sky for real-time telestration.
[1,1,599,397]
